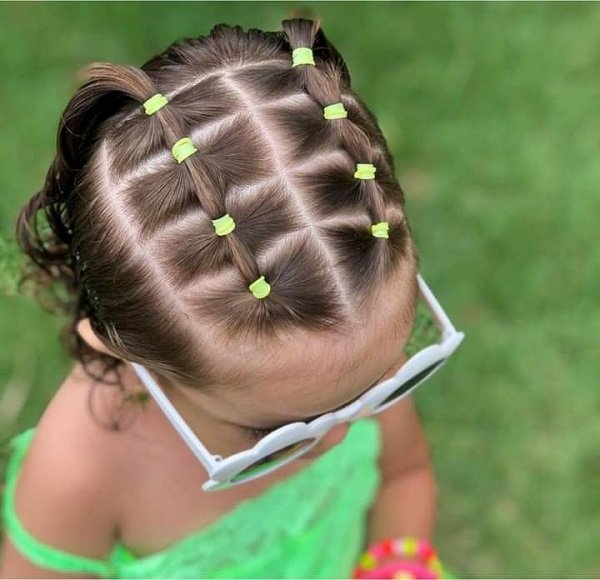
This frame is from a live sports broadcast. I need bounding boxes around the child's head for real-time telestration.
[15,18,420,442]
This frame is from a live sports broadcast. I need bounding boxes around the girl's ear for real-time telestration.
[76,318,121,358]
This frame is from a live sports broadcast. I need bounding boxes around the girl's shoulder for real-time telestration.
[25,360,131,494]
[20,360,138,530]
[0,362,128,576]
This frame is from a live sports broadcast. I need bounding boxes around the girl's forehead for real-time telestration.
[213,343,408,429]
[195,275,417,427]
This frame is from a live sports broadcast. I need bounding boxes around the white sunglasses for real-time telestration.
[130,273,465,492]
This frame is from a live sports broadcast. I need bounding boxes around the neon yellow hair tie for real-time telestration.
[371,222,389,238]
[292,47,315,67]
[212,213,236,236]
[249,275,271,299]
[171,137,198,164]
[143,93,168,115]
[323,102,348,120]
[354,163,376,179]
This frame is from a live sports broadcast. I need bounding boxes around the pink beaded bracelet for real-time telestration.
[352,536,445,579]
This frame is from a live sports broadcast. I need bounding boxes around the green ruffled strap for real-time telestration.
[2,428,117,578]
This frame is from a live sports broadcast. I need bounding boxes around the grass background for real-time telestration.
[1,2,599,577]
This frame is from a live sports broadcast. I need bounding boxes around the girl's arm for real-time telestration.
[365,395,437,561]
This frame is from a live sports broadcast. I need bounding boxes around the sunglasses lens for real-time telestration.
[375,359,446,410]
[230,438,317,483]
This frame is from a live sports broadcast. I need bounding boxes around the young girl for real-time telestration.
[0,18,463,579]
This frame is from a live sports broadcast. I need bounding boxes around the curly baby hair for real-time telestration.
[14,17,420,427]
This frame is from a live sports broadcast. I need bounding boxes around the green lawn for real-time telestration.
[1,2,598,577]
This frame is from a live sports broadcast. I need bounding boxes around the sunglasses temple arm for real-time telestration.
[417,273,459,338]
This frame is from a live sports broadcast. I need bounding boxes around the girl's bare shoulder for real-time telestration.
[27,361,139,519]
[0,362,128,576]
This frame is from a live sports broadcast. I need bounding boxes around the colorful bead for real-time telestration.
[371,222,389,238]
[143,93,168,115]
[249,275,271,299]
[417,541,436,561]
[212,213,236,236]
[354,163,376,179]
[171,137,198,164]
[392,537,406,555]
[369,542,389,559]
[428,556,444,575]
[323,102,348,119]
[292,47,315,67]
[392,572,415,579]
[402,536,418,558]
[381,538,395,556]
[358,552,377,570]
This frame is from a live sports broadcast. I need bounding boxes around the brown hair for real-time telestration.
[14,18,419,422]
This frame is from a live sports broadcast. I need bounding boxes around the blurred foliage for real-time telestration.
[1,2,599,577]
[0,233,24,298]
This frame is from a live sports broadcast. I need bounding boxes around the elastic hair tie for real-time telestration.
[143,93,168,115]
[323,102,348,120]
[354,163,376,180]
[249,275,271,299]
[371,222,389,238]
[172,137,198,164]
[292,47,315,67]
[212,213,236,236]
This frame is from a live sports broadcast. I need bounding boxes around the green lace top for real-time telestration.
[2,418,383,578]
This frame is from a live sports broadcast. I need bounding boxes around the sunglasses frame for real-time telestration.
[130,272,465,492]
